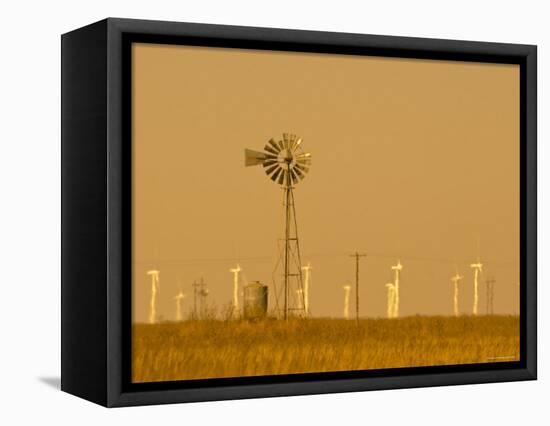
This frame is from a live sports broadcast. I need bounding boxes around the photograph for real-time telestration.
[131,42,520,383]
[0,0,543,421]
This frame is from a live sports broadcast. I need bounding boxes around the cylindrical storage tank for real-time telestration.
[243,281,268,319]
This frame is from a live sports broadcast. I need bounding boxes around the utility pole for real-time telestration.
[486,277,496,315]
[192,280,198,319]
[350,252,367,324]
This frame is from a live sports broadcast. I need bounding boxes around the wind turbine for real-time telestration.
[174,290,186,322]
[146,269,160,324]
[385,282,396,318]
[451,272,463,317]
[391,260,403,318]
[229,264,242,316]
[470,261,483,316]
[301,262,312,316]
[343,285,351,319]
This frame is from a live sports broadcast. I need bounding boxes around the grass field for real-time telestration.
[132,315,519,383]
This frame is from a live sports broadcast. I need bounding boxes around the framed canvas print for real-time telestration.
[61,18,537,407]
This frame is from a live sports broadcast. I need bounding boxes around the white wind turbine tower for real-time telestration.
[385,282,396,318]
[174,290,186,322]
[147,269,160,324]
[470,260,483,316]
[301,262,312,316]
[451,272,463,317]
[391,260,403,318]
[343,285,351,319]
[296,289,304,314]
[229,264,242,315]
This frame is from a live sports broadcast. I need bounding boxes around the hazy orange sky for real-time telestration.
[132,42,519,322]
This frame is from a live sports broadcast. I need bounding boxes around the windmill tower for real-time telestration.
[385,282,396,318]
[451,272,462,317]
[391,261,403,318]
[301,262,313,316]
[245,133,312,319]
[229,264,242,316]
[343,285,351,319]
[470,261,483,316]
[146,270,160,324]
[174,290,186,322]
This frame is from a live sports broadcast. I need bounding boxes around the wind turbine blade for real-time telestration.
[270,166,283,183]
[283,133,289,144]
[295,164,310,174]
[264,144,279,156]
[286,134,296,151]
[264,163,280,176]
[289,168,299,184]
[263,159,279,168]
[278,169,286,185]
[291,137,302,152]
[267,138,281,153]
[292,166,304,180]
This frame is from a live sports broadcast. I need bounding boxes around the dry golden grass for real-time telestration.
[132,315,519,383]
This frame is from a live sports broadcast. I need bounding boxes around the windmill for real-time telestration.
[245,133,312,319]
[451,272,463,317]
[301,262,313,316]
[174,290,186,322]
[146,269,160,324]
[391,260,403,318]
[343,285,351,319]
[470,261,483,316]
[229,264,242,316]
[385,282,396,318]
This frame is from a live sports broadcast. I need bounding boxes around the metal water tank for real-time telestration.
[243,281,268,319]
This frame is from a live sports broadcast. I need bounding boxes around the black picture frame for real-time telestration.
[61,17,537,407]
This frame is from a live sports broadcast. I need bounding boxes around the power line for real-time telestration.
[134,251,516,267]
